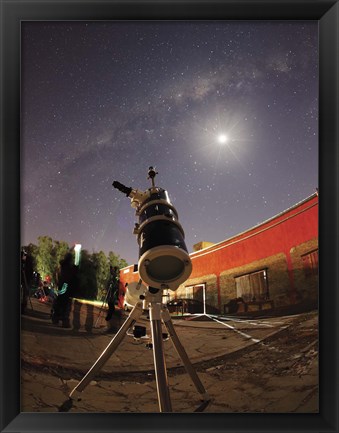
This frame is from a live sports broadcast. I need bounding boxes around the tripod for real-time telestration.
[69,288,210,412]
[94,283,116,328]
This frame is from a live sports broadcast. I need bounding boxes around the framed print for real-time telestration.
[1,0,338,432]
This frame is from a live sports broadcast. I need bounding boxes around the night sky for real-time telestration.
[21,21,318,265]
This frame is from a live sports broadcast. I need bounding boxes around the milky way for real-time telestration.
[21,21,318,265]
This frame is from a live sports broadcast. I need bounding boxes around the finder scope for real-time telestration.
[112,181,132,197]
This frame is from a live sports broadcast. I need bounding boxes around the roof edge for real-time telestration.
[190,192,318,257]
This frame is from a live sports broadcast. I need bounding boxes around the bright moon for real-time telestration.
[218,134,228,144]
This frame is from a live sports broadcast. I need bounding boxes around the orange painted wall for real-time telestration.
[119,194,318,308]
[190,195,318,277]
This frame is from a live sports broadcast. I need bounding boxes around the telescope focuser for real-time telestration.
[112,180,150,209]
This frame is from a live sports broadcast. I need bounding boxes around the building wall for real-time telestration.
[218,253,290,307]
[290,238,318,304]
[120,194,318,314]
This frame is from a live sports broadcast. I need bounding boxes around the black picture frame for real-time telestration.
[1,1,338,432]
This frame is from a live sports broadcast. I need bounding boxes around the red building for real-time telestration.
[120,193,318,315]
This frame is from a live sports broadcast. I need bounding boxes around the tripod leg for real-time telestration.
[149,303,172,412]
[162,308,210,402]
[94,288,110,328]
[69,302,143,399]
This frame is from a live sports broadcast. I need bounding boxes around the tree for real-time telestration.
[108,251,128,270]
[52,240,70,283]
[22,237,129,301]
[92,251,110,301]
[23,243,38,270]
[36,236,54,280]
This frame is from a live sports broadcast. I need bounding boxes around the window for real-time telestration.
[302,249,318,277]
[235,269,269,302]
[185,286,194,299]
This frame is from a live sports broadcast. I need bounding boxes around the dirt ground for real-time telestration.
[21,307,318,413]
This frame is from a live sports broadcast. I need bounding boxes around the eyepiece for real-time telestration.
[112,181,132,197]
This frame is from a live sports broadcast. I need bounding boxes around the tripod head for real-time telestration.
[112,168,192,291]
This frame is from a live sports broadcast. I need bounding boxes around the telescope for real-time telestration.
[113,166,192,291]
[67,167,209,413]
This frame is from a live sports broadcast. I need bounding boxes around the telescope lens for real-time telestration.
[139,244,192,290]
[146,256,185,282]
